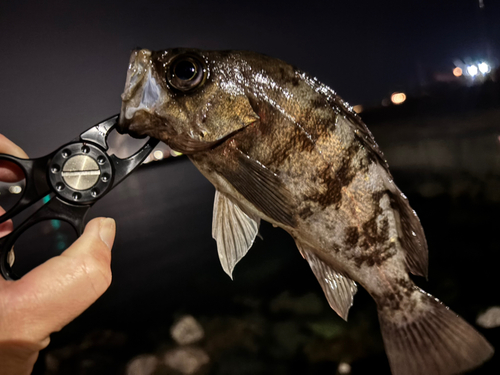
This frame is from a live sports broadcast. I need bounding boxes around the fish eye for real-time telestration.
[167,54,206,92]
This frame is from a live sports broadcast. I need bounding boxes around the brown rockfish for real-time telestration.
[119,48,493,374]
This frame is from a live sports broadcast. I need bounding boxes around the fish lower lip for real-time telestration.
[116,116,130,135]
[126,122,148,139]
[128,130,148,139]
[117,115,147,138]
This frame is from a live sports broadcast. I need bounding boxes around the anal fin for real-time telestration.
[297,243,357,321]
[212,190,260,279]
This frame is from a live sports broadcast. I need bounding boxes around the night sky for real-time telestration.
[1,0,499,153]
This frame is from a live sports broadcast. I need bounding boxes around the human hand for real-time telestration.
[0,134,116,375]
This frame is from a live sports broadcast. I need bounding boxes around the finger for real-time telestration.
[0,134,28,183]
[0,134,28,158]
[3,217,115,344]
[0,221,13,238]
[0,160,25,183]
[0,206,13,238]
[0,341,41,375]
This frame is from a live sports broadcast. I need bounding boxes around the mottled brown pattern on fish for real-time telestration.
[376,278,416,313]
[340,190,398,268]
[352,240,396,268]
[344,226,360,248]
[275,65,300,87]
[351,129,389,170]
[310,96,329,110]
[264,125,316,166]
[304,141,360,209]
[331,242,342,253]
[360,215,389,250]
[298,205,314,220]
[377,289,406,312]
[301,110,337,143]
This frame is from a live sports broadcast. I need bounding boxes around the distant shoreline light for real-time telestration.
[390,92,406,105]
[453,67,463,77]
[478,62,491,74]
[457,61,492,78]
[467,65,479,77]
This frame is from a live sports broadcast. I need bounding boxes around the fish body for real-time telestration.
[119,48,493,374]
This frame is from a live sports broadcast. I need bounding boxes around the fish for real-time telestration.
[118,48,494,374]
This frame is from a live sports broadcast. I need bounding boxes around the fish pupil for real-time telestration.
[166,54,206,92]
[174,60,197,80]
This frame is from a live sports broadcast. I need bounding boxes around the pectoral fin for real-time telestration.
[212,190,260,279]
[297,243,357,321]
[217,148,297,228]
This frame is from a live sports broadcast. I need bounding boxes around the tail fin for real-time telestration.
[378,289,493,375]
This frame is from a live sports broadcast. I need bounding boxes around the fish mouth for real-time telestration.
[118,48,161,137]
[116,113,142,137]
[121,49,153,102]
[116,120,148,139]
[118,108,167,140]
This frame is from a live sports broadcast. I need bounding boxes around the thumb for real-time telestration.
[7,217,116,344]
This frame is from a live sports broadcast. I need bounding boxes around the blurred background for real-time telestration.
[0,0,499,374]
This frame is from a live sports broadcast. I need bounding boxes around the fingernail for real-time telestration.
[99,218,116,250]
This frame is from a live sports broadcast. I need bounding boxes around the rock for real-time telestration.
[171,315,205,345]
[164,347,209,375]
[476,306,500,328]
[126,355,159,375]
[337,362,352,374]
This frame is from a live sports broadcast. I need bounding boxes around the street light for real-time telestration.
[453,67,463,77]
[391,92,406,105]
[467,65,479,77]
[478,62,491,74]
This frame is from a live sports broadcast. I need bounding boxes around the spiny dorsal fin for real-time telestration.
[382,172,428,278]
[297,243,357,321]
[212,190,260,279]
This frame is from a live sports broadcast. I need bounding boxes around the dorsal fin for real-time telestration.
[212,190,260,279]
[297,243,357,321]
[382,173,428,278]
